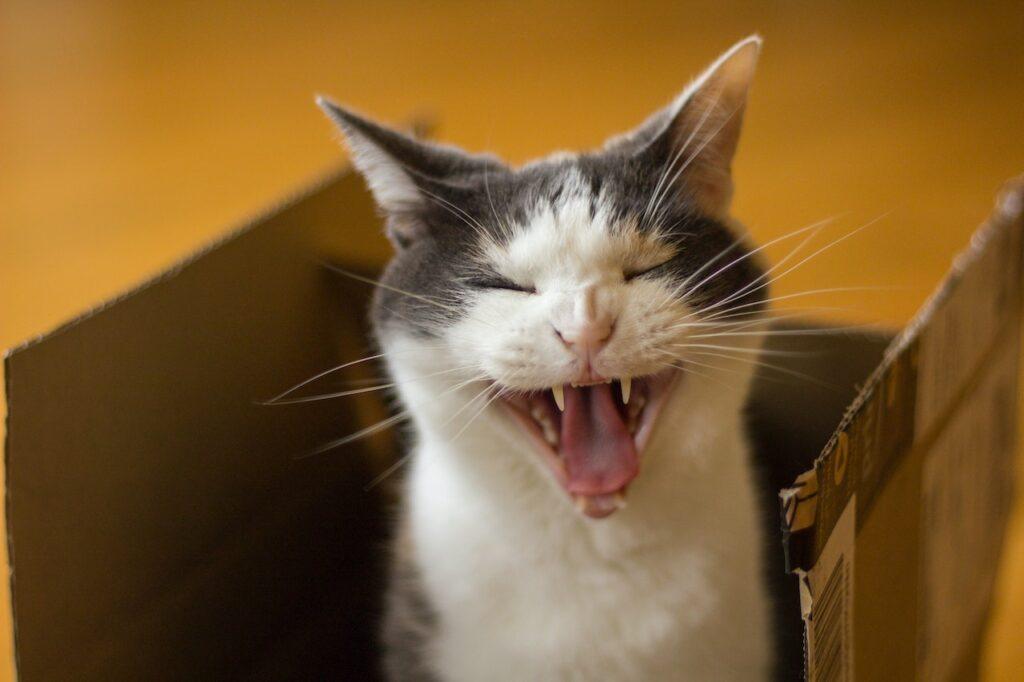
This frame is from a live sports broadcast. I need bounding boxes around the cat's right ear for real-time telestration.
[603,37,761,219]
[317,97,501,248]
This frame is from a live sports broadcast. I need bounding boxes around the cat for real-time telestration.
[319,35,775,682]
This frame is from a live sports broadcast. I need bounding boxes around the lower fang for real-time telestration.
[628,394,646,420]
[574,495,587,513]
[613,492,627,509]
[542,422,558,446]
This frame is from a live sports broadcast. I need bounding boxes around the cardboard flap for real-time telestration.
[782,178,1024,572]
[780,177,1024,681]
[4,169,395,680]
[745,324,891,680]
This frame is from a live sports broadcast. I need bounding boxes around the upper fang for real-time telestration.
[552,385,565,411]
[621,376,632,404]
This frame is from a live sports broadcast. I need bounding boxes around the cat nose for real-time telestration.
[553,285,615,359]
[554,319,614,356]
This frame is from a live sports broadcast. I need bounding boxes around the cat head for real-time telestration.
[320,37,767,518]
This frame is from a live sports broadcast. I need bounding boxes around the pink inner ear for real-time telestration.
[642,38,759,220]
[385,215,427,249]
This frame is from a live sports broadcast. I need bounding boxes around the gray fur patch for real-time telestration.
[368,150,766,343]
[381,525,439,681]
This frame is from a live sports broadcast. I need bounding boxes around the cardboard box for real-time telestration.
[780,180,1024,681]
[4,168,1022,681]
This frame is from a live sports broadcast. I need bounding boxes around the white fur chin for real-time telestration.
[389,341,772,682]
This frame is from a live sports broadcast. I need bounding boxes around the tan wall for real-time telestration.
[2,1,1022,678]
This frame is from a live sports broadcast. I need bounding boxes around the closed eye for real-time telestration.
[624,258,673,282]
[466,276,536,294]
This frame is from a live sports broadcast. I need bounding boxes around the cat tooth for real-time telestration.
[613,492,627,509]
[621,376,632,404]
[541,420,558,446]
[574,495,587,513]
[552,385,565,411]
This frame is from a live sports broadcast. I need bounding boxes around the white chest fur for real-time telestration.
[395,361,772,682]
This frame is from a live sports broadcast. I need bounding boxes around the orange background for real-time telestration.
[2,1,1023,678]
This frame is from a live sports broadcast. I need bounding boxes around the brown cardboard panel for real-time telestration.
[785,179,1024,682]
[854,444,922,681]
[745,326,892,680]
[784,182,1024,574]
[4,169,395,680]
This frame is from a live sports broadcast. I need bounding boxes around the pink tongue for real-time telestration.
[560,383,639,496]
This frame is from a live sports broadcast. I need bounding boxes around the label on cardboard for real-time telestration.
[917,335,1018,681]
[802,496,856,682]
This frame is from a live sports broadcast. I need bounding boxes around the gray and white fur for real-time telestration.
[320,36,773,681]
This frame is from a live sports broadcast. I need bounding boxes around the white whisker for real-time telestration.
[680,217,837,306]
[323,262,459,311]
[298,411,411,459]
[701,213,889,316]
[264,365,477,405]
[682,348,835,388]
[643,90,723,225]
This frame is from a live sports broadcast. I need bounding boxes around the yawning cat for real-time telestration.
[320,35,773,681]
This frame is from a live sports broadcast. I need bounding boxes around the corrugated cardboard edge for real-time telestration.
[1,357,15,682]
[2,109,440,357]
[779,175,1024,573]
[2,165,349,362]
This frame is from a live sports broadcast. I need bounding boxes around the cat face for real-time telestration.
[321,37,766,518]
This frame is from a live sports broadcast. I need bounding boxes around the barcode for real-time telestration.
[812,555,849,682]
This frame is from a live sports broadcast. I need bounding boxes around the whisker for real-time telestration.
[673,305,864,330]
[649,101,744,227]
[419,186,490,237]
[483,166,513,241]
[682,348,836,389]
[684,323,878,340]
[702,213,890,316]
[263,365,476,405]
[657,357,744,393]
[418,187,507,259]
[297,410,411,459]
[696,285,893,323]
[441,380,496,429]
[363,453,413,491]
[264,350,392,403]
[322,262,480,323]
[679,217,838,307]
[450,384,505,443]
[301,371,489,459]
[364,375,496,490]
[643,90,723,225]
[674,342,813,358]
[702,217,832,314]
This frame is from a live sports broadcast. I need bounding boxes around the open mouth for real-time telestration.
[499,373,677,519]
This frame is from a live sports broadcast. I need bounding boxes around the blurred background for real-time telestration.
[1,0,1022,679]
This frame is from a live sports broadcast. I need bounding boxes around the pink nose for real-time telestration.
[554,285,615,363]
[555,319,614,357]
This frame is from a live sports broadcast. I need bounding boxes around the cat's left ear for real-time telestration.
[317,97,504,246]
[608,36,761,218]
